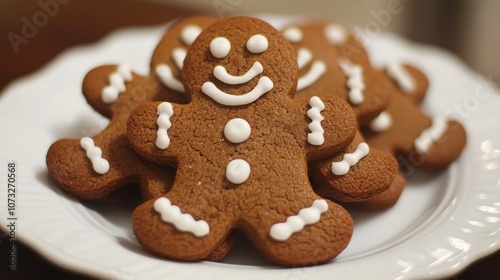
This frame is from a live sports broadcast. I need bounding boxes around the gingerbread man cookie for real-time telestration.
[281,21,405,208]
[282,21,392,125]
[127,16,357,266]
[362,66,467,169]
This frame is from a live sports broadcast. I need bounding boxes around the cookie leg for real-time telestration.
[133,195,231,261]
[310,130,400,203]
[243,197,353,267]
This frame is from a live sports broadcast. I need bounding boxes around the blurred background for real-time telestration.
[2,0,499,91]
[0,0,498,279]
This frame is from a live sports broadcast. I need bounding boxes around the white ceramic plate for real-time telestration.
[0,17,499,280]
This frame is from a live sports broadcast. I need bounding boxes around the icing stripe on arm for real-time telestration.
[331,142,369,175]
[80,137,110,174]
[414,117,447,154]
[307,96,325,145]
[369,111,392,132]
[338,58,365,105]
[386,61,416,93]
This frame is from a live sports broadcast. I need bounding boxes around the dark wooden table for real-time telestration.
[0,0,497,279]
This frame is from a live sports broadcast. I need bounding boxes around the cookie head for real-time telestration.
[152,15,219,93]
[182,16,298,105]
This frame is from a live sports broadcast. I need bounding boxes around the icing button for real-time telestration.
[226,159,251,184]
[224,118,251,143]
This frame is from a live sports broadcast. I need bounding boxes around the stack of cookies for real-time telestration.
[46,15,466,267]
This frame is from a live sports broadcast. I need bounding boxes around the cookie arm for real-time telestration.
[82,64,137,118]
[127,101,182,165]
[304,95,357,160]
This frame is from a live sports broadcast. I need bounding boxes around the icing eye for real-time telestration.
[210,37,231,58]
[283,27,303,43]
[181,24,202,46]
[246,34,268,54]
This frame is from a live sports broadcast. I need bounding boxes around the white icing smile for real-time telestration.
[386,61,416,93]
[101,64,133,103]
[202,77,274,106]
[297,48,312,70]
[202,35,274,106]
[156,102,174,149]
[213,62,263,85]
[156,64,184,93]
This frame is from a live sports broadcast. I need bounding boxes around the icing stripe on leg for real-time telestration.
[269,199,328,241]
[154,197,210,237]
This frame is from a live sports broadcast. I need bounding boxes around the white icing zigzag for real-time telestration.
[154,197,210,237]
[338,58,365,105]
[101,65,133,103]
[80,137,110,175]
[156,102,174,149]
[201,76,273,106]
[213,62,263,85]
[331,142,370,175]
[414,117,448,154]
[307,96,325,145]
[269,199,328,241]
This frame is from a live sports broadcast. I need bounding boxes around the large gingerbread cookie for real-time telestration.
[127,16,357,266]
